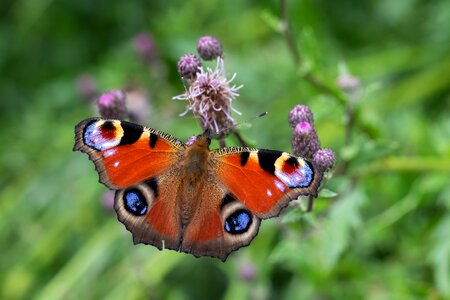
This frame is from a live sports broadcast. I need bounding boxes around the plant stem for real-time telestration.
[233,130,248,147]
[278,0,347,107]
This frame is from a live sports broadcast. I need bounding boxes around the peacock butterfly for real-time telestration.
[74,117,323,261]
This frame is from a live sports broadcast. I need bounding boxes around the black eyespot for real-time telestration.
[123,189,148,216]
[224,209,252,234]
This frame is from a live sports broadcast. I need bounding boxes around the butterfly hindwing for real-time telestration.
[181,180,261,261]
[213,147,323,218]
[114,171,183,251]
[74,118,185,189]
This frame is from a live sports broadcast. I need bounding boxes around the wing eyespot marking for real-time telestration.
[123,189,148,216]
[224,209,253,234]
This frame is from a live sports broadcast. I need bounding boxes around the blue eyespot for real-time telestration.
[123,189,148,216]
[225,210,252,234]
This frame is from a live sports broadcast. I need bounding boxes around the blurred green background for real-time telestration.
[1,0,449,299]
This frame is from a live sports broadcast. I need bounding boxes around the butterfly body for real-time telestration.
[74,118,323,261]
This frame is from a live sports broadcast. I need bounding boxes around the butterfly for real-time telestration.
[74,118,323,261]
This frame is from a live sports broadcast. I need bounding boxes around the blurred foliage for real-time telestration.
[1,0,449,299]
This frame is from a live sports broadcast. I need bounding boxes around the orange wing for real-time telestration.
[74,118,185,189]
[213,147,323,218]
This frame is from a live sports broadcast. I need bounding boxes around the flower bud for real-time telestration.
[197,35,223,61]
[291,121,320,159]
[133,32,157,63]
[97,90,127,119]
[288,104,314,128]
[313,148,336,170]
[177,53,202,79]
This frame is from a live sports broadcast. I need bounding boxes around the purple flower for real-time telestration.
[238,261,256,281]
[173,58,242,138]
[185,135,197,146]
[197,35,223,61]
[291,121,320,159]
[101,190,115,213]
[125,88,151,123]
[313,148,336,170]
[288,104,314,128]
[76,74,97,101]
[97,90,127,119]
[336,74,360,91]
[133,32,157,63]
[177,53,202,79]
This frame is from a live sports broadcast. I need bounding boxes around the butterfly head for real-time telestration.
[194,132,212,149]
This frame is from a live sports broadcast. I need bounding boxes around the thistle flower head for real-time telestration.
[76,74,97,101]
[197,35,223,61]
[173,58,242,138]
[97,90,127,119]
[336,74,360,91]
[238,260,256,282]
[288,104,314,128]
[177,53,202,79]
[313,148,336,170]
[133,32,157,63]
[125,88,150,123]
[291,121,320,159]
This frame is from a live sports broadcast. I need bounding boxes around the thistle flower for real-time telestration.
[291,121,320,159]
[101,190,115,213]
[133,32,157,63]
[177,53,202,79]
[238,260,256,282]
[97,90,127,119]
[76,74,97,101]
[336,73,360,91]
[185,135,197,146]
[313,148,336,170]
[125,87,150,123]
[173,58,242,138]
[197,35,223,61]
[288,104,314,128]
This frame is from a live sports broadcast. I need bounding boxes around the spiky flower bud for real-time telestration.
[133,32,157,63]
[97,90,127,119]
[291,121,320,159]
[173,58,242,138]
[197,35,223,61]
[313,148,336,170]
[288,104,314,128]
[177,53,202,79]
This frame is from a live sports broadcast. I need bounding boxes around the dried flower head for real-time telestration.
[291,121,320,159]
[288,104,314,128]
[177,53,202,79]
[197,35,223,61]
[97,90,127,119]
[313,148,336,170]
[173,58,242,138]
